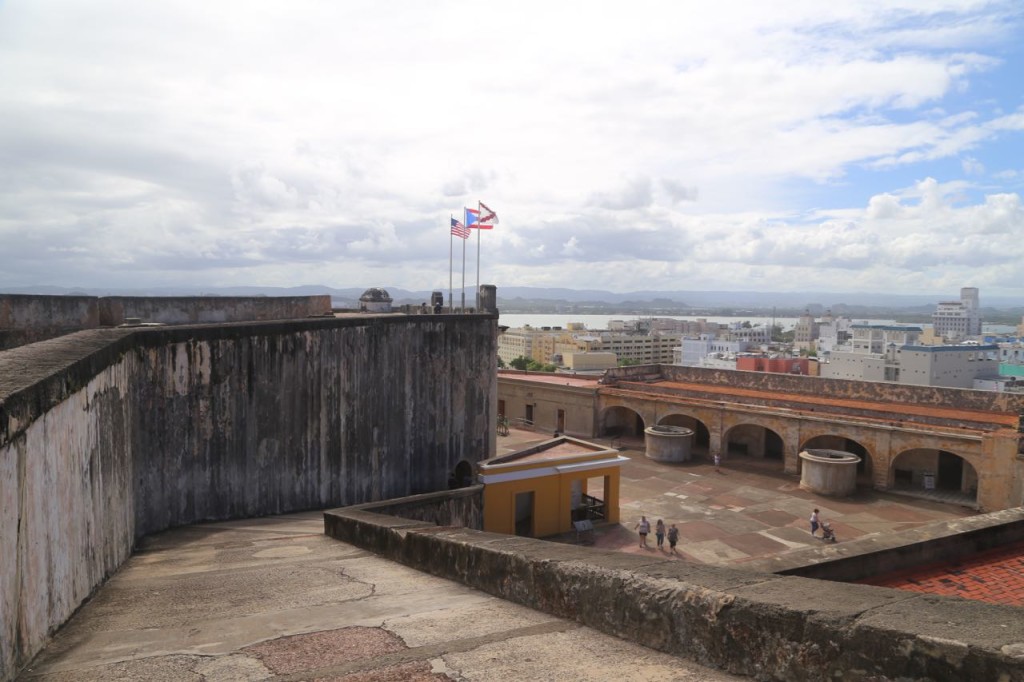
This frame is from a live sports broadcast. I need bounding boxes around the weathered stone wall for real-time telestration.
[1,331,139,682]
[0,294,99,350]
[0,313,496,681]
[97,295,332,326]
[336,485,484,530]
[128,316,495,536]
[325,506,1024,681]
[0,293,332,350]
[497,374,599,437]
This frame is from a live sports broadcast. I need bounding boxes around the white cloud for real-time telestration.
[588,178,654,211]
[0,0,1022,296]
[561,236,583,257]
[961,157,985,175]
[867,193,904,219]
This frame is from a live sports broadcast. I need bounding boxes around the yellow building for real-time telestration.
[478,436,626,538]
[561,351,617,371]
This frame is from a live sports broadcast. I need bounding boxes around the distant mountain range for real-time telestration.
[5,284,1022,314]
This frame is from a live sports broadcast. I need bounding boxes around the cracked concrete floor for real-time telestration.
[18,512,740,681]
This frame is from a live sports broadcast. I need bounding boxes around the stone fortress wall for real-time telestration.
[5,302,1024,680]
[0,313,496,681]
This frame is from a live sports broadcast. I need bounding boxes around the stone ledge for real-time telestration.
[746,507,1024,581]
[324,506,1024,681]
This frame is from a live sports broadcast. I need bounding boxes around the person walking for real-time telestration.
[809,508,820,537]
[667,523,679,554]
[655,519,666,549]
[635,516,650,548]
[713,453,721,472]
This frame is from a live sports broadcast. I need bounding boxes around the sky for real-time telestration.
[2,1,1024,298]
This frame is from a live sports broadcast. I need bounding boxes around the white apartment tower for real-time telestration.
[932,287,981,342]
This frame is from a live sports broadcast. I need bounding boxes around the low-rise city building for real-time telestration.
[897,344,1000,388]
[811,312,850,354]
[498,323,681,367]
[736,354,816,376]
[560,351,618,372]
[821,322,1000,388]
[672,335,754,369]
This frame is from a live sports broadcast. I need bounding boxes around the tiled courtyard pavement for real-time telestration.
[497,429,978,567]
[611,453,976,565]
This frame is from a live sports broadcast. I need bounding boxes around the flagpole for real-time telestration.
[475,200,482,310]
[448,214,454,313]
[460,222,466,312]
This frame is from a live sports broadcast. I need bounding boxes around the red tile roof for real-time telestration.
[859,540,1024,606]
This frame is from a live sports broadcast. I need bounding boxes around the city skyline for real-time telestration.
[2,2,1024,296]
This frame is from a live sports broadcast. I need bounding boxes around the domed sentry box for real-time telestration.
[644,425,694,463]
[799,449,861,496]
[359,287,393,313]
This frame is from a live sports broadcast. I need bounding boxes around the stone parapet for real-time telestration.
[0,293,333,350]
[746,508,1024,582]
[324,506,1024,681]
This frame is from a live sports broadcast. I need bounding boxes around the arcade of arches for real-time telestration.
[497,368,1024,512]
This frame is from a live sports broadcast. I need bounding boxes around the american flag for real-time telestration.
[450,217,471,239]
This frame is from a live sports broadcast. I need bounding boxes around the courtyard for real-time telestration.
[497,427,977,566]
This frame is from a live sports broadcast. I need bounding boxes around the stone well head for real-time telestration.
[799,448,861,497]
[644,424,694,463]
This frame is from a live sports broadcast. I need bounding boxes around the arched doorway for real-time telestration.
[890,448,978,506]
[723,423,784,469]
[658,414,710,455]
[600,406,645,443]
[449,460,474,489]
[801,435,873,487]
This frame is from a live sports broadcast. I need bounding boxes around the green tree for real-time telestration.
[771,324,795,343]
[497,356,505,368]
[524,358,557,372]
[509,356,557,372]
[509,356,531,370]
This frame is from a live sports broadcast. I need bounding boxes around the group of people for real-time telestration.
[634,516,680,553]
[635,508,829,553]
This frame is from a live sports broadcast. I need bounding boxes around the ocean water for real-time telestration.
[497,313,1018,336]
[497,313,893,331]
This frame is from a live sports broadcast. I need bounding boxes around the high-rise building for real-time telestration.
[932,287,981,342]
[794,310,819,351]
